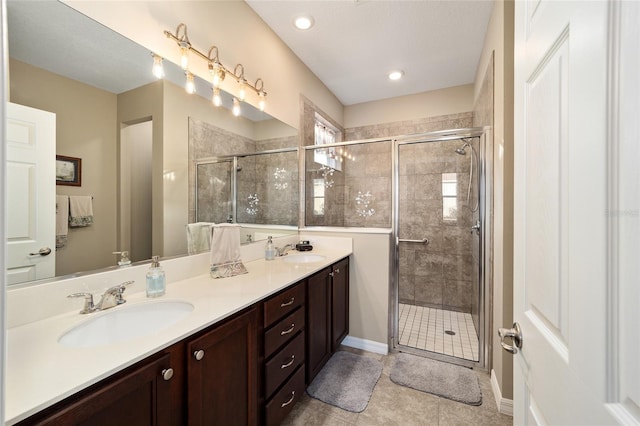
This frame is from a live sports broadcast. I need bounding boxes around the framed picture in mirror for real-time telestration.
[56,155,82,186]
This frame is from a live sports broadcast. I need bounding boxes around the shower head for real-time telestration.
[455,142,470,155]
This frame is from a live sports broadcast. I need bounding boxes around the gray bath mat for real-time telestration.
[390,353,482,405]
[307,350,383,413]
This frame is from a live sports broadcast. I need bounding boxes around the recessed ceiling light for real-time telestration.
[294,15,314,30]
[388,70,404,81]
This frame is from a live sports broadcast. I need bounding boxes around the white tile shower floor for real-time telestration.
[398,303,479,361]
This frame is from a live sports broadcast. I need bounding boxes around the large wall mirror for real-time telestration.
[6,1,298,286]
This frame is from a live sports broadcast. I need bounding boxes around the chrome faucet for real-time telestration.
[275,244,296,257]
[68,281,134,314]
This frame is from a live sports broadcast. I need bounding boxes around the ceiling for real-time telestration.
[246,0,494,106]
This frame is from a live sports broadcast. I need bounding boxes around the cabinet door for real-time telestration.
[305,267,332,384]
[187,307,258,426]
[18,353,174,426]
[331,258,349,351]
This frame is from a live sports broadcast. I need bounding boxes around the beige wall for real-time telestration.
[9,59,118,276]
[65,1,344,130]
[344,84,474,129]
[474,0,515,399]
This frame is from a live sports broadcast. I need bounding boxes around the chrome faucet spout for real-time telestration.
[275,244,296,257]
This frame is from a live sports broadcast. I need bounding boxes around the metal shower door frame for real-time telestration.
[390,127,491,371]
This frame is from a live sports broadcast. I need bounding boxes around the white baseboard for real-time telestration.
[341,335,388,355]
[491,369,514,417]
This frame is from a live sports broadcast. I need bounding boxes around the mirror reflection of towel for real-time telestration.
[187,222,214,255]
[56,195,69,248]
[69,196,93,227]
[210,224,248,279]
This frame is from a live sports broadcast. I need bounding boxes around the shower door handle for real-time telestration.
[397,238,429,245]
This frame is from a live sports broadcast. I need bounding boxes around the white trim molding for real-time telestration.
[342,335,388,355]
[491,369,514,417]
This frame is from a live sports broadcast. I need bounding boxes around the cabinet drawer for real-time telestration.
[265,331,305,399]
[264,282,305,327]
[265,365,305,426]
[264,307,305,358]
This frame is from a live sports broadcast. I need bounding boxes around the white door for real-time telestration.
[6,102,56,285]
[513,1,640,424]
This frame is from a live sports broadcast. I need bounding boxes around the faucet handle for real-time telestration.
[68,292,95,314]
[114,280,134,304]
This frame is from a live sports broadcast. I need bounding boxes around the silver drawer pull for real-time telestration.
[280,298,295,308]
[193,349,205,361]
[281,355,295,369]
[280,323,295,336]
[281,391,295,408]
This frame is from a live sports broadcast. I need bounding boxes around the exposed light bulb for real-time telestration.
[152,54,164,79]
[232,97,241,117]
[238,80,247,102]
[210,63,224,88]
[185,72,196,94]
[180,45,189,70]
[258,91,266,111]
[212,87,222,107]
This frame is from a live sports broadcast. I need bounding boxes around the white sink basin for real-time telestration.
[59,300,194,348]
[283,254,326,264]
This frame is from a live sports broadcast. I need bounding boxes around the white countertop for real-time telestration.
[5,247,351,425]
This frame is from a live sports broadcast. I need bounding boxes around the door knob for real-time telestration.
[29,247,52,256]
[498,322,523,354]
[161,368,174,381]
[193,349,205,361]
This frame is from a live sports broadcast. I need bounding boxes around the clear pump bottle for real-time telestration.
[146,255,166,297]
[265,236,276,261]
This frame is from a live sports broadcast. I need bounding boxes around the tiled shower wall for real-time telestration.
[188,117,298,225]
[345,112,477,313]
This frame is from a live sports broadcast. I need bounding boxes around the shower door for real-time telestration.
[195,160,234,224]
[395,137,483,366]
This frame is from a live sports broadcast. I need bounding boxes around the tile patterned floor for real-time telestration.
[398,304,479,361]
[282,347,513,426]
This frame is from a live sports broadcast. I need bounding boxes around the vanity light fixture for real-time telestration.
[185,71,196,94]
[212,87,222,107]
[151,54,164,79]
[388,70,404,81]
[232,97,241,116]
[294,15,314,30]
[207,46,225,88]
[234,64,247,101]
[163,23,267,114]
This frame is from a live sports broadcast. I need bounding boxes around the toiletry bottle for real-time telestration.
[146,255,166,297]
[265,236,275,261]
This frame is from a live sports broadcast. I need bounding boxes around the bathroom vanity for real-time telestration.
[7,243,351,426]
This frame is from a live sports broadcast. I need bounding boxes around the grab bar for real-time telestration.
[397,238,429,245]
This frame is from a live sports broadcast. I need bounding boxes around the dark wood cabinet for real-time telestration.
[331,258,349,351]
[18,256,349,426]
[306,258,350,383]
[305,267,332,384]
[187,307,258,426]
[17,352,175,426]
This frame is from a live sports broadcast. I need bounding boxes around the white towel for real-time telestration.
[56,195,69,248]
[210,224,248,279]
[69,196,94,227]
[187,222,214,255]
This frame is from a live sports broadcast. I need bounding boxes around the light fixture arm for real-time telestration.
[164,23,266,101]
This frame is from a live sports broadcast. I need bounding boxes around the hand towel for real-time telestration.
[187,222,214,255]
[56,195,69,248]
[210,223,248,279]
[69,195,94,227]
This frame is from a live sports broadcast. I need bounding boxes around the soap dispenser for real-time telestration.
[146,256,166,298]
[265,236,275,261]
